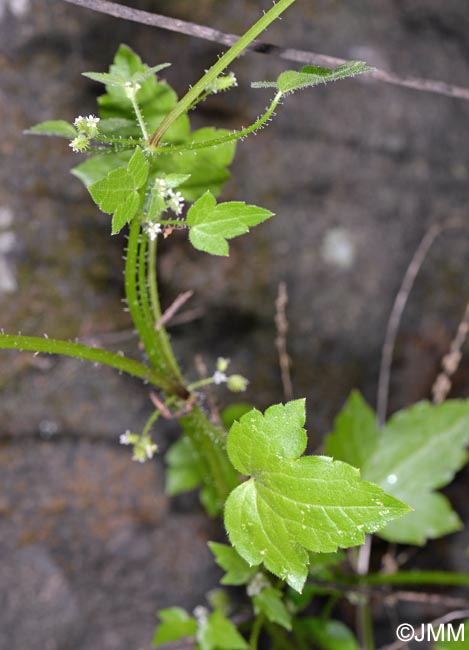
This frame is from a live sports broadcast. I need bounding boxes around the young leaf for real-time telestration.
[97,44,189,144]
[152,607,197,646]
[224,400,409,592]
[165,436,204,496]
[208,542,257,586]
[197,610,248,650]
[324,391,378,470]
[28,120,76,138]
[361,400,469,545]
[293,618,359,650]
[83,63,171,87]
[88,147,148,234]
[187,191,273,256]
[252,61,373,94]
[253,587,292,631]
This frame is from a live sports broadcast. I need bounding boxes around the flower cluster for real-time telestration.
[205,71,238,95]
[69,114,100,153]
[212,357,249,392]
[120,430,158,463]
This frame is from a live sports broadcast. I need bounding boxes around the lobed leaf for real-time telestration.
[187,191,273,256]
[252,61,373,95]
[325,396,469,545]
[224,400,409,592]
[88,147,148,234]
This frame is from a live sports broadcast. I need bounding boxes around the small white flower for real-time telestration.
[147,223,163,241]
[120,430,132,445]
[73,115,84,128]
[144,442,157,459]
[213,370,227,385]
[216,357,230,372]
[124,81,141,99]
[166,190,184,215]
[154,178,168,193]
[86,114,100,127]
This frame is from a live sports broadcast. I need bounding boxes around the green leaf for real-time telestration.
[28,120,76,138]
[379,491,462,545]
[224,400,409,592]
[152,607,197,646]
[83,63,170,87]
[434,621,469,648]
[197,610,248,650]
[294,618,359,650]
[253,587,292,631]
[362,400,469,545]
[97,44,189,144]
[208,542,257,586]
[252,61,373,94]
[72,151,132,187]
[324,391,379,470]
[88,147,148,234]
[221,403,254,430]
[165,436,204,495]
[154,127,237,202]
[187,191,273,256]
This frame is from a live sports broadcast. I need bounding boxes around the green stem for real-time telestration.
[147,237,183,381]
[141,409,160,437]
[137,231,154,332]
[0,333,170,388]
[148,0,296,146]
[358,599,374,650]
[125,218,165,373]
[129,93,149,141]
[187,377,215,391]
[249,614,264,650]
[362,570,469,587]
[180,406,239,512]
[155,92,283,155]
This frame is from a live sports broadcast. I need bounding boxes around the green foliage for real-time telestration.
[198,610,248,650]
[28,120,76,138]
[325,396,469,544]
[152,607,197,645]
[252,61,373,94]
[165,436,204,495]
[187,191,273,256]
[252,586,292,631]
[224,400,409,592]
[83,62,171,87]
[88,147,149,234]
[293,618,359,650]
[209,542,257,586]
[221,403,254,430]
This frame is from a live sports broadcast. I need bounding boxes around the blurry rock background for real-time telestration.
[1,0,469,647]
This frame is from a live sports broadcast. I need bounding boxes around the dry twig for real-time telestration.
[274,281,293,400]
[63,0,469,102]
[432,300,469,404]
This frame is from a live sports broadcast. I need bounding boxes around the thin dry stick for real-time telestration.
[432,300,469,404]
[376,223,444,426]
[379,609,469,650]
[63,0,469,102]
[155,290,194,330]
[275,281,293,400]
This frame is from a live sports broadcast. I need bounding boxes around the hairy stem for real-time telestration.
[155,92,283,155]
[148,237,183,380]
[148,0,296,146]
[0,333,171,388]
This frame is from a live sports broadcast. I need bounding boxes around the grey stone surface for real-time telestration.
[1,0,469,647]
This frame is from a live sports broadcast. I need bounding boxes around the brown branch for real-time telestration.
[275,281,293,400]
[376,218,465,425]
[432,300,469,404]
[155,290,194,330]
[62,0,469,102]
